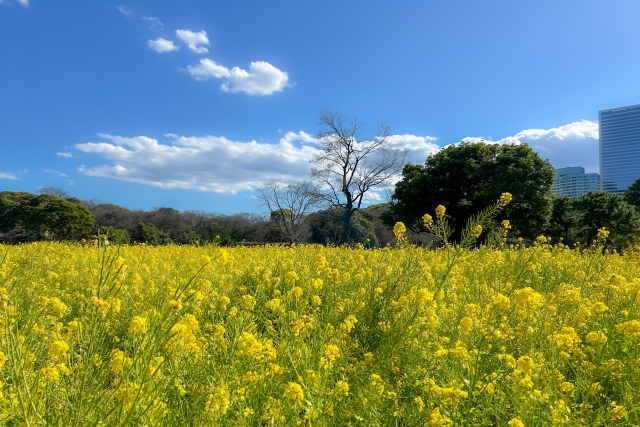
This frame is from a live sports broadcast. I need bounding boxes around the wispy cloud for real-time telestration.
[43,169,68,177]
[0,0,30,7]
[142,16,162,30]
[175,29,210,53]
[186,59,290,96]
[148,38,179,53]
[0,172,18,180]
[57,152,73,158]
[116,5,134,19]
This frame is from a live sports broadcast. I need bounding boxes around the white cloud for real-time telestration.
[186,59,230,79]
[386,134,440,165]
[17,0,28,7]
[175,29,210,53]
[186,59,290,96]
[281,131,317,145]
[116,5,134,19]
[57,152,73,158]
[0,172,18,180]
[142,16,162,30]
[74,131,430,193]
[223,61,290,95]
[75,133,319,193]
[148,38,179,53]
[462,120,599,172]
[43,169,68,177]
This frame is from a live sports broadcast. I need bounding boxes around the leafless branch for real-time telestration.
[257,180,323,243]
[310,109,408,222]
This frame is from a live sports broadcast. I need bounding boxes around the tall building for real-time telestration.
[599,103,640,195]
[552,167,601,197]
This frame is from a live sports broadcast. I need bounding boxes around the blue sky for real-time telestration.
[1,0,639,214]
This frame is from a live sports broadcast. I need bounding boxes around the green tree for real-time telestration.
[384,142,554,239]
[624,177,640,211]
[0,191,39,242]
[178,230,202,245]
[0,191,94,241]
[307,207,378,246]
[28,194,95,240]
[572,191,640,249]
[131,222,163,245]
[97,226,131,245]
[545,195,579,244]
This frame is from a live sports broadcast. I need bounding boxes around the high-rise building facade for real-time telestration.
[552,167,601,197]
[599,103,640,195]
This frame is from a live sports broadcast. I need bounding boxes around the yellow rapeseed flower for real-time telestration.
[48,340,70,361]
[205,386,230,417]
[128,316,148,336]
[458,316,473,334]
[507,419,525,427]
[284,382,303,404]
[169,299,183,312]
[335,380,349,396]
[422,213,433,227]
[499,192,513,205]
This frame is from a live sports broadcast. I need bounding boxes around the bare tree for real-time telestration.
[257,180,322,243]
[37,187,70,199]
[81,198,102,212]
[310,109,408,228]
[182,210,214,233]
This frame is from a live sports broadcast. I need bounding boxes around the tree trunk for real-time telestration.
[343,206,353,242]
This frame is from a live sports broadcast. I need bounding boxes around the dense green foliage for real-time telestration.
[384,142,555,239]
[546,192,640,249]
[624,178,640,211]
[97,225,131,245]
[0,191,94,242]
[131,222,165,245]
[307,208,379,246]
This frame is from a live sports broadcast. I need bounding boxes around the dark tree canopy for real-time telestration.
[306,207,378,246]
[92,203,135,230]
[131,222,163,245]
[97,226,131,245]
[624,177,640,211]
[0,191,94,241]
[573,192,640,249]
[145,207,192,241]
[545,192,640,250]
[545,195,579,244]
[384,142,555,239]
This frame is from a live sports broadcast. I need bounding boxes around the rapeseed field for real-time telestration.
[1,225,639,425]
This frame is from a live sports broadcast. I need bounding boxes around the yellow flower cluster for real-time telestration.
[0,240,639,425]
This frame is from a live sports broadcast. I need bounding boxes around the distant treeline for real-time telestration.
[2,140,640,249]
[0,189,418,247]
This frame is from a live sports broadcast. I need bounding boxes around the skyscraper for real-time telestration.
[552,167,601,197]
[599,103,640,195]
